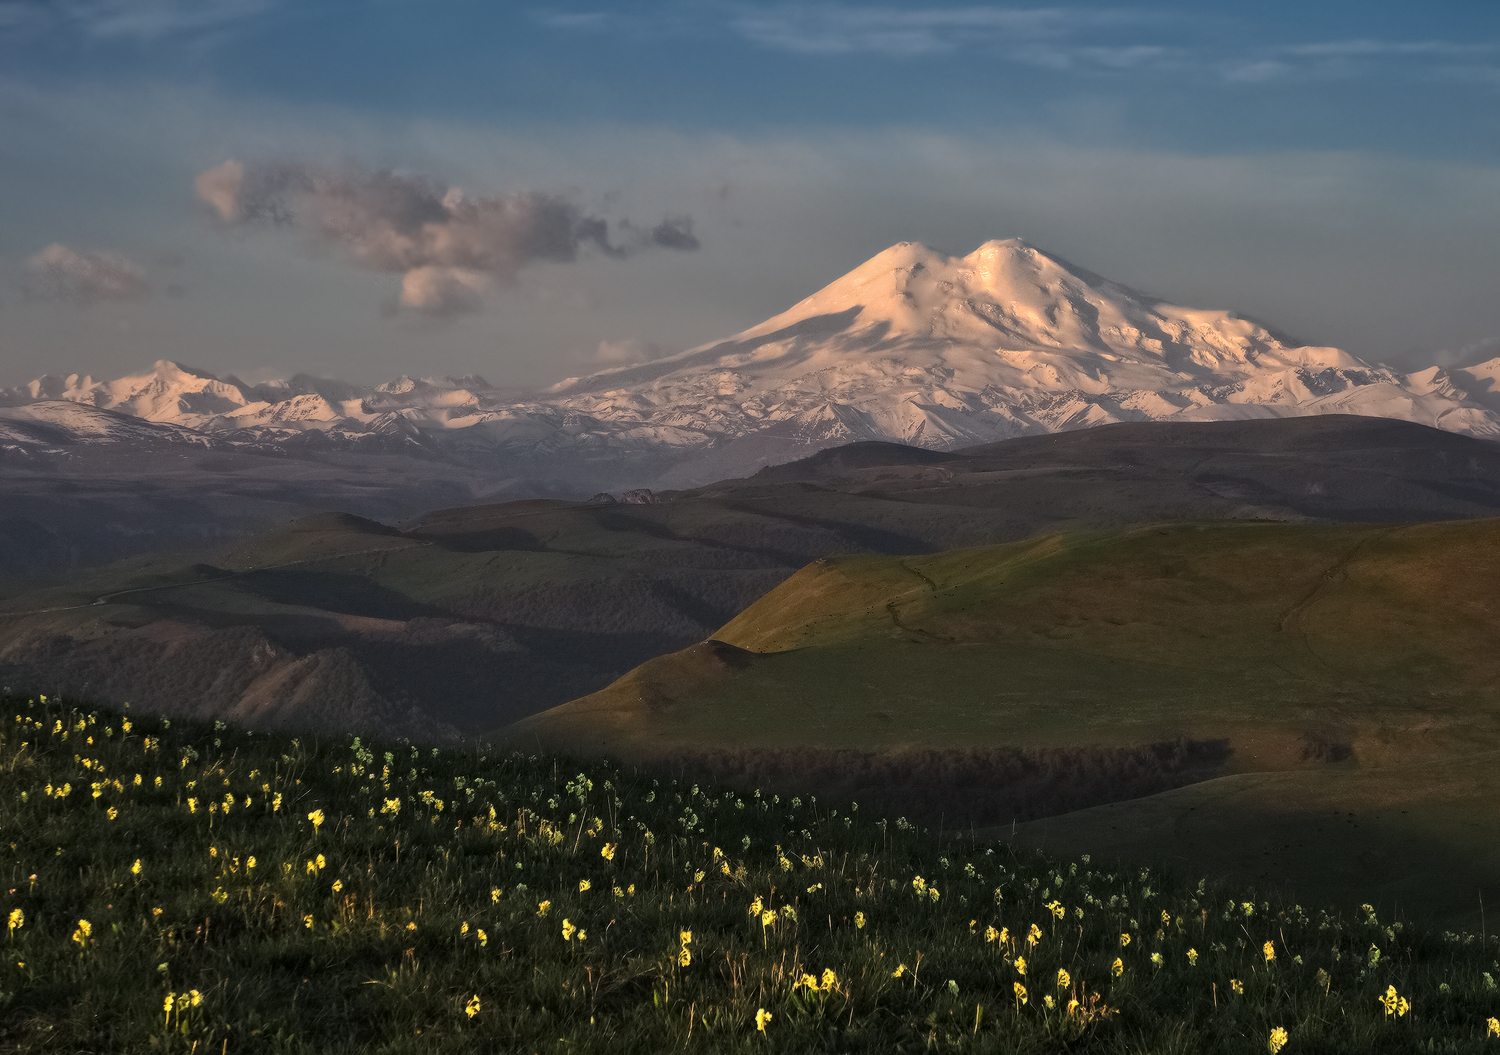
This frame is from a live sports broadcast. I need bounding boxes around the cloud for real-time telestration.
[196,159,700,317]
[24,243,151,302]
[727,5,1084,56]
[399,266,488,317]
[0,0,276,42]
[595,338,663,366]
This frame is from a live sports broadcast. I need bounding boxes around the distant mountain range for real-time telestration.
[8,239,1500,489]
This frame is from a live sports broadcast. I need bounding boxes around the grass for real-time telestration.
[505,518,1500,925]
[4,694,1500,1053]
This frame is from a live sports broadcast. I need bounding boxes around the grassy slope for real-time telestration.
[5,695,1500,1054]
[504,519,1500,924]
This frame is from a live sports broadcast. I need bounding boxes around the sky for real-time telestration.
[1,1,1497,389]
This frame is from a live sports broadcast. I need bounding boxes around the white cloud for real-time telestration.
[57,0,276,42]
[595,338,662,365]
[399,266,488,317]
[25,243,151,302]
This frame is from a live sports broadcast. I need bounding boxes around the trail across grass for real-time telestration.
[3,694,1498,1052]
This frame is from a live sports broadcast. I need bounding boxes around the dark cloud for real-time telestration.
[24,243,151,302]
[195,159,699,317]
[650,215,700,251]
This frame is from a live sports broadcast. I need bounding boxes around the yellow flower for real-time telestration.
[71,919,91,946]
[152,907,162,917]
[1112,958,1124,978]
[1268,1026,1289,1054]
[1231,979,1244,995]
[131,859,142,876]
[491,887,501,904]
[755,1007,772,1033]
[562,919,577,941]
[1057,968,1070,989]
[1027,923,1041,947]
[1187,948,1198,966]
[477,928,487,946]
[406,922,416,932]
[247,856,256,869]
[303,915,313,929]
[678,946,691,966]
[855,912,866,930]
[316,854,326,870]
[1120,932,1131,947]
[1046,900,1065,920]
[1487,1018,1500,1038]
[798,972,819,990]
[7,908,22,932]
[1013,956,1026,976]
[306,860,317,875]
[190,990,202,1007]
[820,968,837,991]
[579,879,591,893]
[892,964,907,978]
[680,929,692,946]
[465,995,481,1019]
[106,807,118,821]
[187,797,198,813]
[1263,941,1276,963]
[601,843,616,861]
[613,884,624,898]
[308,808,325,831]
[537,900,551,917]
[984,925,999,942]
[749,896,763,916]
[1013,982,1028,1005]
[272,792,282,812]
[331,880,343,894]
[461,922,469,936]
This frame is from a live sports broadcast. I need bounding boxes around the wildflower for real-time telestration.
[781,905,797,921]
[331,880,343,894]
[1488,1018,1500,1038]
[382,798,400,815]
[106,807,118,821]
[308,809,325,831]
[461,922,469,936]
[1111,958,1124,978]
[1027,923,1041,947]
[1067,998,1080,1014]
[538,900,552,917]
[1057,968,1070,989]
[1187,948,1198,966]
[1231,979,1244,995]
[798,972,819,990]
[756,1007,773,1033]
[562,919,577,941]
[579,879,591,893]
[187,797,198,814]
[247,856,256,870]
[1268,1027,1288,1054]
[749,896,763,916]
[821,968,837,991]
[892,964,907,978]
[1013,956,1027,976]
[7,908,22,932]
[601,843,616,861]
[929,887,940,903]
[912,876,927,895]
[1263,941,1276,963]
[406,922,416,932]
[316,854,326,870]
[613,884,624,897]
[465,995,481,1019]
[303,915,313,929]
[131,859,142,876]
[71,919,91,947]
[1046,900,1065,920]
[984,925,999,942]
[477,929,487,946]
[680,929,692,947]
[272,793,282,812]
[761,909,775,927]
[490,887,501,904]
[678,946,691,966]
[1120,932,1131,948]
[1014,982,1028,1005]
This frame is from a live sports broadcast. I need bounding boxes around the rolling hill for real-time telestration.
[503,516,1500,922]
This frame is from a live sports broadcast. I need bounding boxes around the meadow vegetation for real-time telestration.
[4,693,1500,1052]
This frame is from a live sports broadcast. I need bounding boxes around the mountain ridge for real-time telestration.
[8,239,1500,487]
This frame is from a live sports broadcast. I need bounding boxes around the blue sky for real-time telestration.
[1,1,1497,386]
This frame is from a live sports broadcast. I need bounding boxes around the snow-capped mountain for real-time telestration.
[8,238,1500,484]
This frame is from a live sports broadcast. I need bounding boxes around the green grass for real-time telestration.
[4,695,1500,1053]
[504,519,1500,926]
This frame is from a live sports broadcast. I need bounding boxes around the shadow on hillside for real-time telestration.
[660,739,1233,830]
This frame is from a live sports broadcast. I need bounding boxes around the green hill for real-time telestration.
[503,519,1500,925]
[5,694,1500,1053]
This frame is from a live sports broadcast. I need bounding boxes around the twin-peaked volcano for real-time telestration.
[7,239,1500,486]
